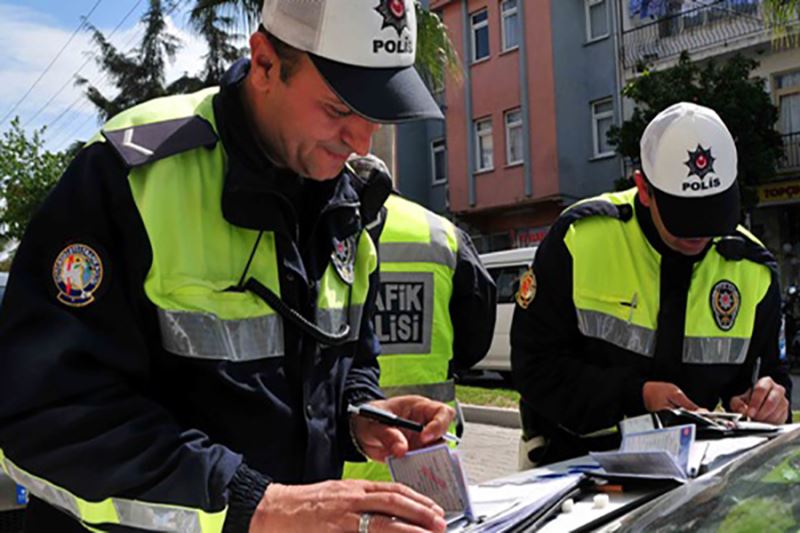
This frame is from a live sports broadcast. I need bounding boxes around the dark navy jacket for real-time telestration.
[0,60,386,532]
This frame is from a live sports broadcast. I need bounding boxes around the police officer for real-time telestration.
[0,2,455,532]
[342,155,497,481]
[511,102,792,467]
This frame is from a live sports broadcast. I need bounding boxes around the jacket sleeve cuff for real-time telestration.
[623,375,648,416]
[346,388,385,408]
[222,463,271,533]
[339,389,385,462]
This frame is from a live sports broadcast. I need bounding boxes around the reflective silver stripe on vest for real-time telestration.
[2,458,204,533]
[316,305,365,342]
[112,500,202,533]
[380,243,457,270]
[382,379,456,403]
[158,309,284,360]
[576,309,656,357]
[380,211,457,269]
[4,459,80,519]
[683,337,750,365]
[577,310,750,364]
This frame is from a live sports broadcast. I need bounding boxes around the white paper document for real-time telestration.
[619,413,657,436]
[389,444,474,521]
[590,424,696,482]
[454,474,583,533]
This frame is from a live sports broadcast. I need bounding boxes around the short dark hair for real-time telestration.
[258,25,303,82]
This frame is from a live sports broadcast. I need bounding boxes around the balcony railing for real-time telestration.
[622,0,766,69]
[779,132,800,171]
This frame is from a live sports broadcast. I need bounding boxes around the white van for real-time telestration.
[474,247,538,377]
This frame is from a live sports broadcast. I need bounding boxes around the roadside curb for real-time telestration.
[461,404,521,429]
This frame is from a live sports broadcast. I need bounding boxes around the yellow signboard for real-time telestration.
[757,180,800,206]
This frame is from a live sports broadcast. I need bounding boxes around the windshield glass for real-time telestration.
[615,428,800,532]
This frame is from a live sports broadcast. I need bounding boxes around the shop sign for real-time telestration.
[513,226,550,248]
[757,180,800,206]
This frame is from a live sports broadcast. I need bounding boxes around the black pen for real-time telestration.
[746,357,761,421]
[347,403,460,443]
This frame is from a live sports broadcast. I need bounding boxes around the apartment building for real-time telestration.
[394,0,623,251]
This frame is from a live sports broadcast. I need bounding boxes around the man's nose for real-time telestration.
[341,116,379,156]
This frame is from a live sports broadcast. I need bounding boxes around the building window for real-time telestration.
[470,9,490,62]
[474,118,494,171]
[585,0,609,42]
[591,98,614,158]
[431,139,447,185]
[775,70,800,169]
[501,0,519,52]
[776,70,800,134]
[504,108,524,165]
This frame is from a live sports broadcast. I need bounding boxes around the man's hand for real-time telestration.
[642,381,700,412]
[729,377,789,424]
[351,395,456,463]
[250,479,447,533]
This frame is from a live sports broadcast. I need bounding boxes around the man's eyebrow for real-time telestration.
[322,95,350,108]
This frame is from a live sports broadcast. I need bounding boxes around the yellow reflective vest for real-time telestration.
[343,194,458,481]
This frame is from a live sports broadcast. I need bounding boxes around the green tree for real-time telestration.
[77,0,200,121]
[608,52,783,207]
[0,118,70,244]
[763,0,800,46]
[189,3,245,86]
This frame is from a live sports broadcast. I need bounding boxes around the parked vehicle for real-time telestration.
[616,429,800,531]
[0,271,25,533]
[473,247,538,378]
[783,284,800,371]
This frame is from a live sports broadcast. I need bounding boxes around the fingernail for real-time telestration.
[434,517,447,531]
[433,504,444,515]
[748,408,756,419]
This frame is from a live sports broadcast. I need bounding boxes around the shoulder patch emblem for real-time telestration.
[710,280,740,331]
[331,236,357,285]
[516,268,537,309]
[103,116,218,168]
[52,243,104,307]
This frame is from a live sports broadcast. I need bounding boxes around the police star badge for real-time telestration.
[375,0,409,36]
[684,144,716,179]
[516,268,537,309]
[331,236,356,285]
[52,243,104,307]
[710,280,740,331]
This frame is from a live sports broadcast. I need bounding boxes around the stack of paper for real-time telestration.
[458,474,583,532]
[389,444,584,532]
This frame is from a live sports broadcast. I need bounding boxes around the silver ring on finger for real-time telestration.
[358,512,372,533]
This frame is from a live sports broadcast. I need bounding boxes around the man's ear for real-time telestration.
[633,170,651,208]
[248,32,278,91]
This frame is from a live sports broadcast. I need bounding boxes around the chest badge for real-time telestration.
[710,280,740,331]
[52,243,104,307]
[516,268,537,309]
[331,236,356,285]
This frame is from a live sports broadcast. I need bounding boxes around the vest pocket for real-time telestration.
[573,291,655,358]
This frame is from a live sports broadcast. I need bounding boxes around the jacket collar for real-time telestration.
[634,196,710,263]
